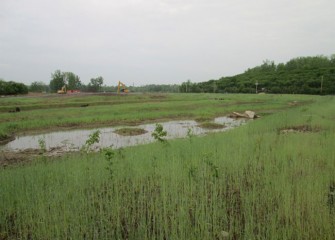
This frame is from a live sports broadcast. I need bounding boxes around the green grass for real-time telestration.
[1,94,334,239]
[0,93,317,138]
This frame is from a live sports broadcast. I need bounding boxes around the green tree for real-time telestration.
[49,70,65,93]
[0,79,28,95]
[49,70,81,92]
[29,81,48,92]
[64,72,81,90]
[88,76,104,92]
[189,54,335,95]
[180,80,193,93]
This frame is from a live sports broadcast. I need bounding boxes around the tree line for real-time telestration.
[180,55,335,95]
[0,79,28,95]
[48,70,104,93]
[2,55,335,95]
[35,70,179,93]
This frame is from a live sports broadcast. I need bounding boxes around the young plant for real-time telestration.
[103,147,115,180]
[82,130,101,153]
[38,137,46,153]
[187,127,194,142]
[151,123,167,143]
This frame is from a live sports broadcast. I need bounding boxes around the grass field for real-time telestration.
[1,93,334,239]
[0,93,314,140]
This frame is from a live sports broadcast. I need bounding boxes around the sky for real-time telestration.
[1,0,335,86]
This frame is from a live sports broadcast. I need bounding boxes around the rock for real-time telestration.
[245,111,255,119]
[231,111,259,119]
[232,112,247,118]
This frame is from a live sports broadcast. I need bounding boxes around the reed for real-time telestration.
[1,94,334,239]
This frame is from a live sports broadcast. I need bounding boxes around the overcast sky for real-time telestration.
[1,0,334,86]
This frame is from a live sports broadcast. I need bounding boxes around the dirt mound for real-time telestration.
[279,125,321,134]
[229,111,260,119]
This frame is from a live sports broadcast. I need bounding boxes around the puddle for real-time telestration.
[0,117,246,152]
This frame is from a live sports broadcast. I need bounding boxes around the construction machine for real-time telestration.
[117,81,129,94]
[57,85,67,94]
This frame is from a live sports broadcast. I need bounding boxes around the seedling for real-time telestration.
[82,130,101,153]
[152,123,167,143]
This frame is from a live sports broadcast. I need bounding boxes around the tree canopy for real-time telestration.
[87,76,104,92]
[49,70,82,92]
[180,55,335,95]
[29,81,49,93]
[0,79,28,95]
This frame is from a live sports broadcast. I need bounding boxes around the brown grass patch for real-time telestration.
[279,125,322,134]
[114,127,147,136]
[195,117,212,123]
[199,122,225,129]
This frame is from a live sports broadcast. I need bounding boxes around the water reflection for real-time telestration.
[1,117,245,152]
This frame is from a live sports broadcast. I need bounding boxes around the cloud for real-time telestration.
[1,0,334,85]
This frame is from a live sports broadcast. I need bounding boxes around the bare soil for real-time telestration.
[114,128,148,136]
[0,149,41,167]
[0,147,70,167]
[0,135,15,145]
[279,125,321,134]
[199,122,226,129]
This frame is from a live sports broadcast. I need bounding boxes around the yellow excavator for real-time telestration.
[117,81,129,94]
[57,85,67,94]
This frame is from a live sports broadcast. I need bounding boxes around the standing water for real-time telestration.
[1,117,246,152]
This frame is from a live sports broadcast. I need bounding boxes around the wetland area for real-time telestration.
[1,93,335,239]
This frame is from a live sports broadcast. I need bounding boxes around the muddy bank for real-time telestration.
[0,135,15,145]
[0,146,79,167]
[1,149,42,167]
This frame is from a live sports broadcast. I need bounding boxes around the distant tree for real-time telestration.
[29,81,48,92]
[185,54,335,95]
[120,84,179,93]
[0,79,28,95]
[88,76,104,92]
[330,54,335,66]
[180,80,193,93]
[49,70,65,93]
[49,70,81,92]
[64,72,81,90]
[0,79,5,95]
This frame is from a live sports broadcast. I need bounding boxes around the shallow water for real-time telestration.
[1,117,246,152]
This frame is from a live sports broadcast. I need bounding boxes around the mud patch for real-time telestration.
[279,125,321,134]
[0,134,15,145]
[0,149,40,167]
[288,101,299,106]
[114,128,147,136]
[195,117,212,123]
[199,122,226,129]
[0,147,73,167]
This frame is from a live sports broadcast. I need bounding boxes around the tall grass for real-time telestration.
[1,95,334,239]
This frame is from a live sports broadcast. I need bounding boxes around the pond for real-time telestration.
[1,117,246,152]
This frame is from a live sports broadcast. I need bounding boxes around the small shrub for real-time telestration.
[103,147,115,180]
[152,123,167,143]
[38,137,46,153]
[187,127,194,141]
[82,130,101,153]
